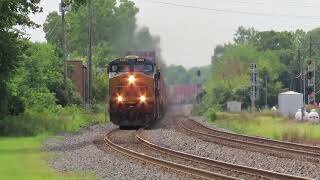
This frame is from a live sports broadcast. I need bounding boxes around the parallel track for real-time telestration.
[182,118,320,161]
[105,129,234,180]
[105,128,307,179]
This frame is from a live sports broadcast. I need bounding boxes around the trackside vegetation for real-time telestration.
[192,27,320,144]
[210,112,320,144]
[195,27,320,116]
[0,105,107,136]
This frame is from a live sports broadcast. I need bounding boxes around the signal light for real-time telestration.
[308,72,313,79]
[128,75,136,84]
[117,96,123,103]
[140,95,146,103]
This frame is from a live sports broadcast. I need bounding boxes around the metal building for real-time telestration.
[278,91,303,117]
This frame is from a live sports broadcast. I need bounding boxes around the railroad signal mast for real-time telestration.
[307,60,316,105]
[249,63,259,111]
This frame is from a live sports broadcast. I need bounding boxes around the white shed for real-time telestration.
[227,101,242,112]
[278,91,303,117]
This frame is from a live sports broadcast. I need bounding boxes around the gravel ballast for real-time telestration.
[44,124,187,180]
[44,105,320,179]
[143,115,320,179]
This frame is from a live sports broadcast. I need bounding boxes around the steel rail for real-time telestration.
[182,118,320,160]
[105,129,235,180]
[188,117,320,152]
[136,130,307,180]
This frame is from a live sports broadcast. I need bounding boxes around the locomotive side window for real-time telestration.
[109,64,130,78]
[110,65,130,72]
[111,65,117,72]
[134,64,153,74]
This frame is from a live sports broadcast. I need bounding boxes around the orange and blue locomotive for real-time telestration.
[108,53,166,128]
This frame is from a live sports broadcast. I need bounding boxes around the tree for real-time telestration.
[43,0,162,63]
[212,45,225,62]
[43,0,140,57]
[0,0,42,118]
[234,26,257,44]
[43,12,63,50]
[43,0,164,102]
[8,43,63,109]
[205,45,285,111]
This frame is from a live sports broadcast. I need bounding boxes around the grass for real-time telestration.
[0,103,108,179]
[0,136,96,180]
[211,112,320,144]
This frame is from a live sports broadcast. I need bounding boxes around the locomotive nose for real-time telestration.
[115,86,149,104]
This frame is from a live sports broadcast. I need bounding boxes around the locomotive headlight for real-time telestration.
[128,75,136,84]
[117,95,123,103]
[140,95,146,103]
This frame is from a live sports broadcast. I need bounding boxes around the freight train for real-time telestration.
[107,51,166,128]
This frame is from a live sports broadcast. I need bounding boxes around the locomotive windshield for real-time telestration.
[110,64,130,72]
[109,63,154,77]
[134,64,153,73]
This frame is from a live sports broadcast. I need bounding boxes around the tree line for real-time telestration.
[196,26,320,115]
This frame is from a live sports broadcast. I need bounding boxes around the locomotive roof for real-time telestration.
[109,57,156,65]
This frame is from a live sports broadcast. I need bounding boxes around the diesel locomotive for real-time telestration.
[107,53,166,128]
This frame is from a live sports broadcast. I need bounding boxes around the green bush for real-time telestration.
[7,95,25,115]
[0,105,107,136]
[204,108,217,122]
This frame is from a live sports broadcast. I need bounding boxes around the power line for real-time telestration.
[209,0,320,8]
[46,20,59,40]
[143,0,320,19]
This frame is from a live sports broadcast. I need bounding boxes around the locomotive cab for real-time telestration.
[108,56,162,127]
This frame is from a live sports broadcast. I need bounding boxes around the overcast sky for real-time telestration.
[27,0,320,68]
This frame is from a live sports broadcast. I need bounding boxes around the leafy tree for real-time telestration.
[164,65,187,85]
[0,0,42,118]
[212,45,226,63]
[254,31,294,51]
[204,44,285,111]
[43,0,162,62]
[43,12,63,50]
[8,43,62,109]
[43,0,164,102]
[164,65,210,87]
[234,26,257,44]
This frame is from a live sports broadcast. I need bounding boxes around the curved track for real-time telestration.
[105,128,307,180]
[105,129,233,180]
[181,117,320,161]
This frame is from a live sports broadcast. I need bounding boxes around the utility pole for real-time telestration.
[265,75,268,109]
[60,0,68,101]
[304,70,306,105]
[312,37,316,105]
[249,63,258,112]
[87,0,93,104]
[298,50,302,93]
[298,50,305,105]
[310,36,312,63]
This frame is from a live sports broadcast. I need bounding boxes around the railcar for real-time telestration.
[107,55,166,128]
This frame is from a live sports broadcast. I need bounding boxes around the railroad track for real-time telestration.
[105,128,307,180]
[181,117,320,161]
